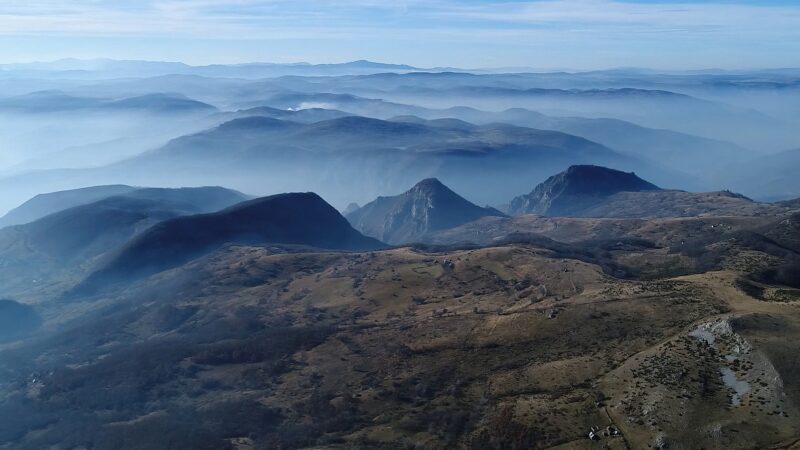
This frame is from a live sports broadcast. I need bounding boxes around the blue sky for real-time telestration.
[0,0,798,69]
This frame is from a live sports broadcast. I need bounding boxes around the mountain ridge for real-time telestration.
[82,192,386,290]
[0,185,136,228]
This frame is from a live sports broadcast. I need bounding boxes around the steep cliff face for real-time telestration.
[347,178,505,244]
[509,165,661,216]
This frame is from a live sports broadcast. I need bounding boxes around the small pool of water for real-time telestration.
[720,367,750,406]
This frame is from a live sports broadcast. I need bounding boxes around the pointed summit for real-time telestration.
[347,178,505,244]
[411,178,448,191]
[509,165,661,216]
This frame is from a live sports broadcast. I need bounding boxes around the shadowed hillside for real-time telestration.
[83,192,386,289]
[0,186,249,299]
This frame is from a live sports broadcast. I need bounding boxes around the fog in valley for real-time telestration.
[1,62,798,217]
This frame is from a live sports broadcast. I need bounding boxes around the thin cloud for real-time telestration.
[1,0,798,38]
[0,0,797,67]
[431,0,800,33]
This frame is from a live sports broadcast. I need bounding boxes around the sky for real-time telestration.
[0,0,799,69]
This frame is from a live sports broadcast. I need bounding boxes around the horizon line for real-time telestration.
[2,57,800,75]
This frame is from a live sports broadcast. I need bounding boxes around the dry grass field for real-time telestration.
[2,234,797,448]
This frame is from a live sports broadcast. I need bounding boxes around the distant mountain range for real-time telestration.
[223,92,751,172]
[3,58,799,80]
[347,178,504,244]
[400,108,751,174]
[0,64,798,211]
[0,59,431,79]
[265,71,796,151]
[0,101,795,219]
[0,91,217,114]
[110,114,678,209]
